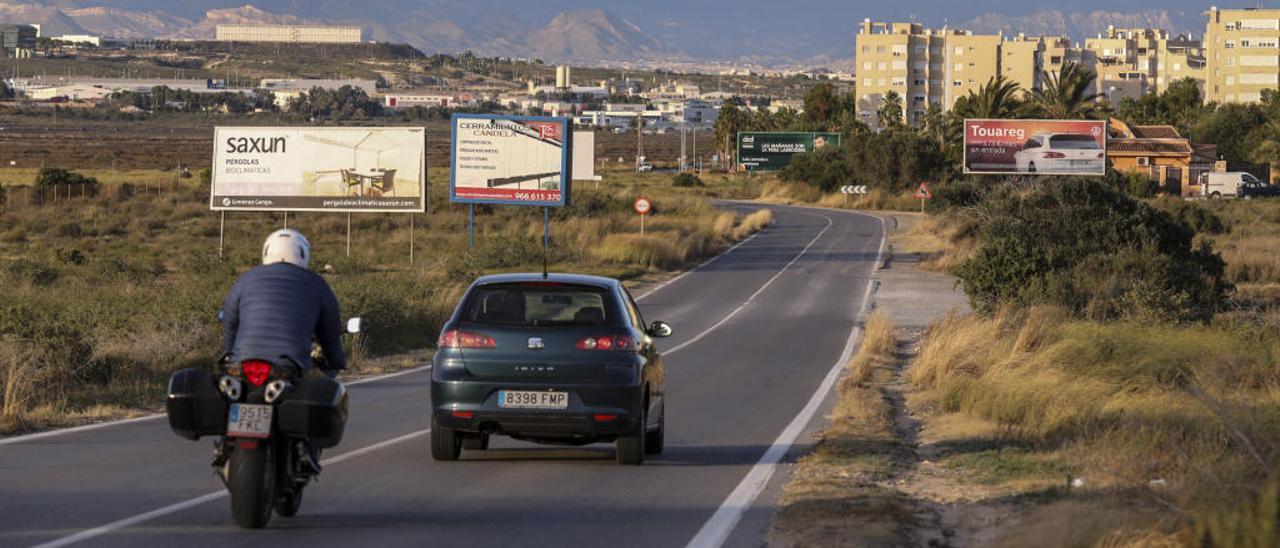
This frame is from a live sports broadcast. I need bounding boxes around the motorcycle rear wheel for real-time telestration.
[229,441,275,529]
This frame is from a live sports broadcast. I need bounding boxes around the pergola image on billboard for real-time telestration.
[964,119,1107,175]
[210,127,426,212]
[451,114,572,207]
[736,132,842,172]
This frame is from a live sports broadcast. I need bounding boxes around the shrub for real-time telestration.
[1104,168,1160,199]
[954,178,1230,322]
[34,168,99,190]
[780,147,850,192]
[672,173,705,188]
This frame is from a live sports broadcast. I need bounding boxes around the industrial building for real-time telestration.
[215,25,367,44]
[1,24,37,59]
[259,78,378,95]
[383,94,453,109]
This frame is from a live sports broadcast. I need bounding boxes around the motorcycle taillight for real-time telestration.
[241,360,272,387]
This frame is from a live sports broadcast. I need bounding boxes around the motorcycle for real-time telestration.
[166,317,364,528]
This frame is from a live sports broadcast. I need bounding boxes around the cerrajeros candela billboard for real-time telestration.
[450,114,572,207]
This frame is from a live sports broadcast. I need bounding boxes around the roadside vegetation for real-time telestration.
[0,168,768,434]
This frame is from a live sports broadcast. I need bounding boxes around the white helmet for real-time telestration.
[262,229,311,269]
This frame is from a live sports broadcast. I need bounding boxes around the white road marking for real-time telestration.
[30,428,433,548]
[636,229,764,302]
[685,212,889,548]
[662,211,834,356]
[0,366,431,448]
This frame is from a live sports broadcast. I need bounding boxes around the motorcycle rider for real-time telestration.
[219,228,345,475]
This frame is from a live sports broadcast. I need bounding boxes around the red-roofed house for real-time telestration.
[1107,118,1216,197]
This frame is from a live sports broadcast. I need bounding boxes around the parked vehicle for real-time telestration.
[637,163,654,172]
[1204,171,1276,199]
[1013,133,1105,174]
[431,274,672,465]
[165,318,363,528]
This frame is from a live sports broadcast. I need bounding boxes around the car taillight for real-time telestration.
[1043,152,1066,158]
[439,329,497,349]
[576,335,635,351]
[241,360,272,387]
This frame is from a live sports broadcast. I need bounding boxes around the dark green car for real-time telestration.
[430,273,672,465]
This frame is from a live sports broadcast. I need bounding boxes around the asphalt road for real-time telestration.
[0,202,887,548]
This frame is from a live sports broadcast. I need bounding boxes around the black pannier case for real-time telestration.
[166,368,227,440]
[277,376,348,449]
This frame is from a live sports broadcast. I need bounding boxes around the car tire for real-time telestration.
[1211,192,1222,199]
[616,407,646,465]
[644,400,664,455]
[1244,194,1253,201]
[461,433,489,451]
[431,415,462,461]
[1027,162,1036,173]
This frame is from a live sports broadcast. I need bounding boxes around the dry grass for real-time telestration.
[893,215,980,273]
[842,310,896,389]
[732,209,772,239]
[907,307,1280,544]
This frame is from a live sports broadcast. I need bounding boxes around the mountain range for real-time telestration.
[0,1,1215,67]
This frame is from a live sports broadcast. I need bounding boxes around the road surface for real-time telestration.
[0,202,887,548]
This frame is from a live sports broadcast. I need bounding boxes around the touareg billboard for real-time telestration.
[451,114,572,207]
[736,132,842,172]
[210,127,426,212]
[963,119,1107,175]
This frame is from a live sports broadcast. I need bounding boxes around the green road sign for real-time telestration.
[736,132,842,172]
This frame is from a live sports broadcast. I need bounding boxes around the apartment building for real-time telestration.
[1084,27,1205,102]
[1204,7,1280,104]
[1001,35,1076,94]
[856,20,1000,128]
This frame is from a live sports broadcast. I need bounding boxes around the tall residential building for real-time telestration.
[1204,7,1280,104]
[1001,35,1075,95]
[1085,27,1205,102]
[215,25,366,44]
[856,20,1000,128]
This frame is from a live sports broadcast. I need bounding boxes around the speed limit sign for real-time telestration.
[634,196,652,215]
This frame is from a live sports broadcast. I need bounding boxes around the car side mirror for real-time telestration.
[346,317,365,334]
[648,321,673,338]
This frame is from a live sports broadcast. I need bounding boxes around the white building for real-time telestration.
[53,35,100,47]
[25,84,113,101]
[259,78,378,95]
[215,25,366,44]
[384,94,453,108]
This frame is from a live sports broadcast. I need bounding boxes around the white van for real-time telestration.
[1204,172,1263,199]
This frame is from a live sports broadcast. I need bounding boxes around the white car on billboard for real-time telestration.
[1013,133,1105,174]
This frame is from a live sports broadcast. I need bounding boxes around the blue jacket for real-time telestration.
[220,263,346,371]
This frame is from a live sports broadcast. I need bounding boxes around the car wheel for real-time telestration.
[616,406,645,465]
[1244,194,1254,201]
[461,433,489,451]
[644,400,664,455]
[1027,162,1036,173]
[431,415,462,461]
[1211,192,1222,199]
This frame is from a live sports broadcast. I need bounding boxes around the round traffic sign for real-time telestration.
[634,196,652,215]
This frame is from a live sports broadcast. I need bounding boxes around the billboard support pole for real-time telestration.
[468,204,475,248]
[283,211,289,229]
[410,213,416,264]
[218,211,226,259]
[346,213,352,257]
[542,206,550,279]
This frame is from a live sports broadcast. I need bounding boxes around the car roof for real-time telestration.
[472,273,620,289]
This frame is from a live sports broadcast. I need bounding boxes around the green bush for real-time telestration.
[672,173,705,188]
[780,146,849,192]
[1103,169,1160,199]
[34,168,99,189]
[931,179,991,211]
[955,179,1230,322]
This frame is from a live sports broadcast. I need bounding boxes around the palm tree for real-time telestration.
[952,75,1024,119]
[877,91,904,130]
[1030,62,1101,119]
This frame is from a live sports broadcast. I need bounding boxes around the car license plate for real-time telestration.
[498,390,569,410]
[227,403,273,438]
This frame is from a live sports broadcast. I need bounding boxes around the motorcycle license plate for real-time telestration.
[227,403,273,438]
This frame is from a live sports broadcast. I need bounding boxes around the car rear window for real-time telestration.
[462,283,612,327]
[1049,135,1101,149]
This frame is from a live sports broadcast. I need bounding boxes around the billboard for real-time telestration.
[963,119,1107,175]
[572,130,600,181]
[210,127,426,212]
[451,114,572,207]
[736,132,842,172]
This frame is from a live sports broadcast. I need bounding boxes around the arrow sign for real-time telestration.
[840,185,868,195]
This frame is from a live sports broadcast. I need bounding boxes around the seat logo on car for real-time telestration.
[528,337,544,350]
